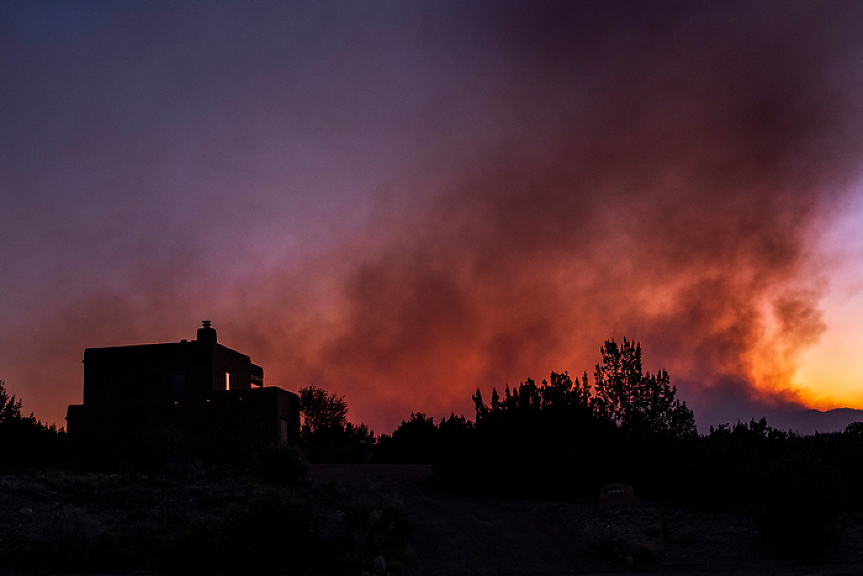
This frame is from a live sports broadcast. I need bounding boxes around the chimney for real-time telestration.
[196,320,217,346]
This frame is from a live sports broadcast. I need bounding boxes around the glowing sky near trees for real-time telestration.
[2,1,863,434]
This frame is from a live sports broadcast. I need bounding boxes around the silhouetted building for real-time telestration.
[66,321,299,470]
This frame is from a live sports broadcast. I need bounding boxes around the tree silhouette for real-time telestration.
[591,339,695,437]
[0,379,23,423]
[541,371,592,413]
[0,380,64,470]
[298,386,374,463]
[386,412,438,463]
[375,412,474,463]
[298,385,348,440]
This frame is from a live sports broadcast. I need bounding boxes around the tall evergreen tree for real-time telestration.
[591,339,695,437]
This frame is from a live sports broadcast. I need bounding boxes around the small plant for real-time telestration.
[38,506,111,569]
[585,518,658,566]
[341,487,411,572]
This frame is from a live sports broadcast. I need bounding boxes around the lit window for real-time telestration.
[225,372,230,391]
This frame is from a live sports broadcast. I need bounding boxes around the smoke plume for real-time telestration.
[245,2,863,431]
[5,2,863,434]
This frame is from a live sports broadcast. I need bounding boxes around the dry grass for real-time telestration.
[4,464,863,575]
[0,465,409,574]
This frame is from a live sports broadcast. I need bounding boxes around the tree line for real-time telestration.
[299,338,863,555]
[302,338,697,467]
[3,338,862,555]
[0,380,64,470]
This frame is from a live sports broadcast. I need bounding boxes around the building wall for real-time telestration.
[83,341,263,404]
[67,323,296,470]
[212,344,263,393]
[67,387,300,470]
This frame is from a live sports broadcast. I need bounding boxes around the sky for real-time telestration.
[2,1,863,435]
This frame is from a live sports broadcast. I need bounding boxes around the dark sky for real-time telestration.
[3,1,863,434]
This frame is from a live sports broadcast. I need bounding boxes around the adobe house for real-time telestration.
[66,321,300,470]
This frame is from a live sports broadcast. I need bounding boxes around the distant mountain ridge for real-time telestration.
[724,407,863,436]
[766,407,863,435]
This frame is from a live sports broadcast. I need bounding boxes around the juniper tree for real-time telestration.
[591,338,695,438]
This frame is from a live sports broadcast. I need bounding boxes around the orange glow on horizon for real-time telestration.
[791,291,863,411]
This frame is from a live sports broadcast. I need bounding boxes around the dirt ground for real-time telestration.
[2,465,862,575]
[312,464,863,576]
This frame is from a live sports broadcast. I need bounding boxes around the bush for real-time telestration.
[337,485,411,573]
[0,380,65,471]
[754,452,846,557]
[258,445,309,485]
[224,492,320,571]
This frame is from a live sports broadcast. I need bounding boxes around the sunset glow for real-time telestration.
[2,2,863,435]
[792,192,863,410]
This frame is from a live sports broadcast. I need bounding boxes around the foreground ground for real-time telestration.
[312,464,863,576]
[0,464,862,575]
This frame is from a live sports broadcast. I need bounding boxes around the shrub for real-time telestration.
[339,487,411,573]
[161,489,320,573]
[754,452,846,557]
[222,492,319,571]
[258,445,309,485]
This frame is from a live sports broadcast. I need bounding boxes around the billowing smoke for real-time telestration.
[243,2,863,432]
[4,2,863,433]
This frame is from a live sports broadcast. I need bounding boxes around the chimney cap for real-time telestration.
[197,320,217,344]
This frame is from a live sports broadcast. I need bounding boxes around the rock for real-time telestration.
[369,508,384,527]
[598,483,642,509]
[373,554,387,575]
